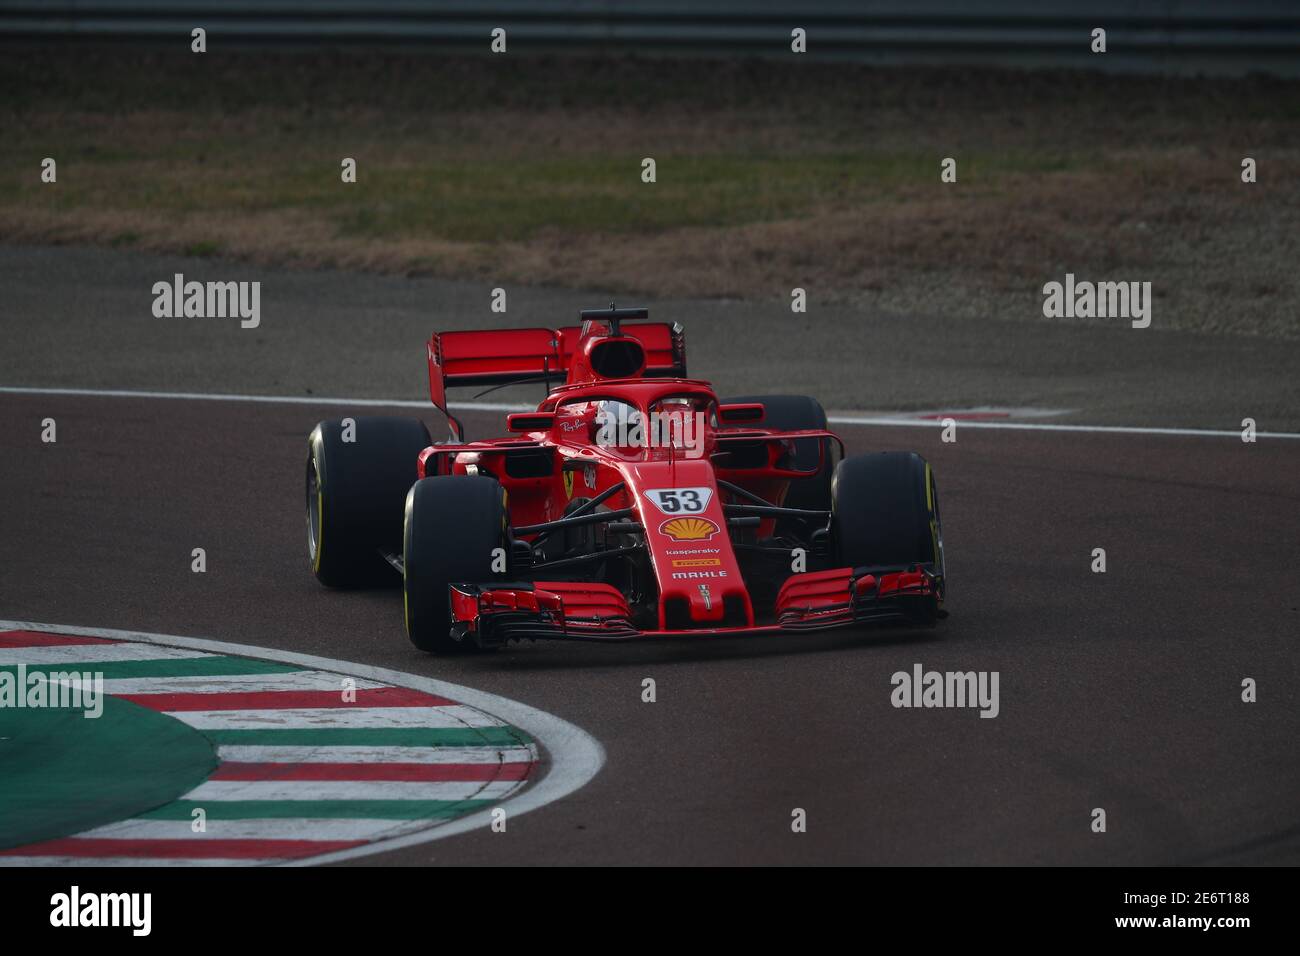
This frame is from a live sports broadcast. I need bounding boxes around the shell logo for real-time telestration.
[659,516,720,542]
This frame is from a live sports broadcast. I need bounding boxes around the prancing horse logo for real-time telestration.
[698,583,712,610]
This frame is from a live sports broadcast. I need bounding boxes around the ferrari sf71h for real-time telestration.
[306,308,946,652]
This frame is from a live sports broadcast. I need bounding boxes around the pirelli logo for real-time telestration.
[671,558,721,568]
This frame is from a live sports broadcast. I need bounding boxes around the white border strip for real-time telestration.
[0,619,605,867]
[3,384,1297,439]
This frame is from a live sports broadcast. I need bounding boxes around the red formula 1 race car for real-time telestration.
[306,308,946,652]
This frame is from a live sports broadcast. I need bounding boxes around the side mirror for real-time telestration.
[506,412,556,433]
[716,402,765,425]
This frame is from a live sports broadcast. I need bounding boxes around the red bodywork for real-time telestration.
[416,315,940,643]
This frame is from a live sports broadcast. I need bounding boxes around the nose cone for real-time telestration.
[687,580,725,622]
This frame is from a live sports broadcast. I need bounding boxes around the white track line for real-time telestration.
[0,619,606,867]
[0,385,515,413]
[821,414,1300,439]
[3,384,1296,440]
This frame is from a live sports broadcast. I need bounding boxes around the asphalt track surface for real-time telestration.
[1,245,1297,865]
[3,245,1299,430]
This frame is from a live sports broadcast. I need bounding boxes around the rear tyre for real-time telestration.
[832,452,944,620]
[307,417,431,588]
[721,393,835,520]
[403,475,509,654]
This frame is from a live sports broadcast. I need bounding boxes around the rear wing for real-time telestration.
[426,321,686,411]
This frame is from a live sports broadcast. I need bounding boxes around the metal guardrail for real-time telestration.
[2,1,1298,75]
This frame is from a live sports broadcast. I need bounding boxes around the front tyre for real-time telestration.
[403,475,509,654]
[832,452,945,620]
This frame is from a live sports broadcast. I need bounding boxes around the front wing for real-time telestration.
[447,567,942,646]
